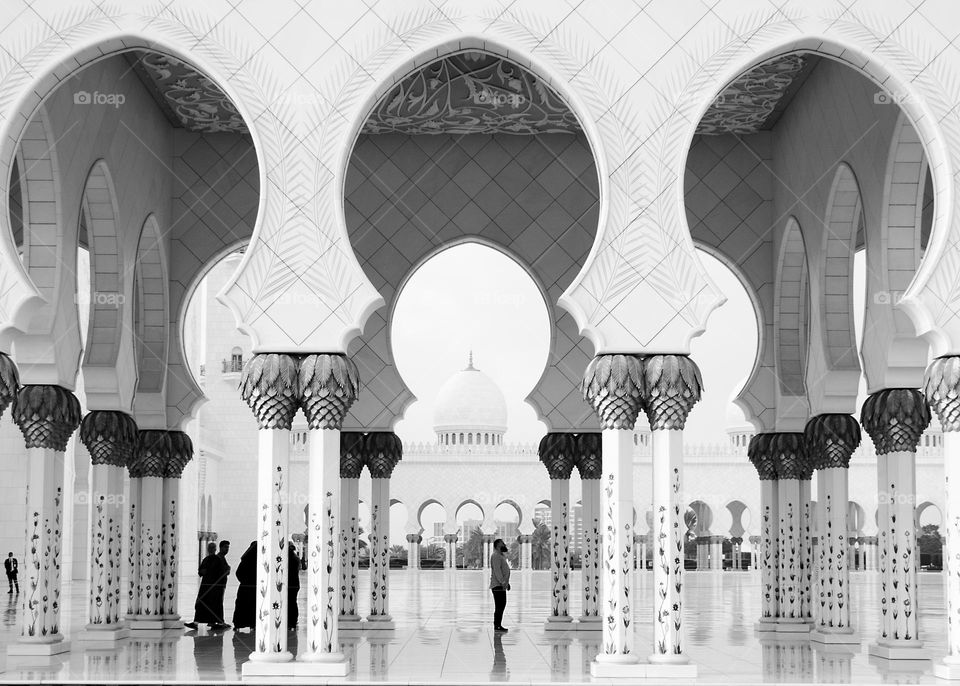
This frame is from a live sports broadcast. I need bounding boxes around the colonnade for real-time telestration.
[0,360,194,657]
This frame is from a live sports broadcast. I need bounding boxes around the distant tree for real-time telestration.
[531,519,550,570]
[462,526,484,568]
[918,524,943,568]
[422,543,444,560]
[389,544,406,560]
[507,536,520,567]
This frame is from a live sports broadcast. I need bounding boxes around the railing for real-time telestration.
[222,358,243,374]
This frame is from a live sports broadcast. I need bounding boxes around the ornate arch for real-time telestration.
[132,215,169,426]
[454,499,486,524]
[774,217,811,427]
[494,499,526,532]
[415,499,446,533]
[862,112,930,391]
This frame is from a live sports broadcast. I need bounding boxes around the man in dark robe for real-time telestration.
[288,545,301,629]
[232,541,258,632]
[186,540,231,629]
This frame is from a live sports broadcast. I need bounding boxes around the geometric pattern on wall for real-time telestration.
[343,132,600,431]
[362,52,579,136]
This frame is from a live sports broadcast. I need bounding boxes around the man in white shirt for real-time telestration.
[489,538,511,632]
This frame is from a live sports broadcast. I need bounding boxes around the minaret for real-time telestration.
[467,350,474,370]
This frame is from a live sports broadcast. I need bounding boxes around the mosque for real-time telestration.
[1,1,960,683]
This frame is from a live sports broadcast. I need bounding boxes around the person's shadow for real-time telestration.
[490,632,508,681]
[192,629,227,680]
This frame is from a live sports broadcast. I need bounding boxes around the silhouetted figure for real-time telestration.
[288,545,301,629]
[187,540,231,629]
[232,541,257,632]
[490,538,511,632]
[4,553,18,593]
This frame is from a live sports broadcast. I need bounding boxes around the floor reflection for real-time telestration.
[0,571,947,683]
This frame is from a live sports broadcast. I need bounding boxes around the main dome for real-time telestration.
[433,355,508,433]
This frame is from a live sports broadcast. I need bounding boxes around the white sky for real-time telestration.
[391,243,759,445]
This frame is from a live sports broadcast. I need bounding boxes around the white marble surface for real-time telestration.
[0,569,946,683]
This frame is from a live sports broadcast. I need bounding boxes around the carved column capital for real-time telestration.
[79,410,139,467]
[299,353,360,430]
[11,385,81,451]
[164,431,194,478]
[642,354,703,430]
[340,431,366,478]
[574,432,602,480]
[581,354,644,430]
[804,414,861,469]
[444,533,458,544]
[860,388,930,454]
[240,353,300,429]
[406,533,421,544]
[0,352,19,417]
[132,430,172,478]
[925,356,960,431]
[538,432,576,479]
[768,432,807,480]
[747,433,778,480]
[365,431,402,478]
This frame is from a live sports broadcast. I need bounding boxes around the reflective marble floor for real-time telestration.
[0,570,948,683]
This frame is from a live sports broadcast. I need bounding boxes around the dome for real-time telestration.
[433,354,508,433]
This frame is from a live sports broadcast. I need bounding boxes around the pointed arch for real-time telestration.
[774,217,810,399]
[133,215,169,413]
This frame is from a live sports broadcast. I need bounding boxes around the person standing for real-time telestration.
[4,552,18,593]
[489,538,511,632]
[287,545,301,630]
[232,541,257,632]
[186,540,231,630]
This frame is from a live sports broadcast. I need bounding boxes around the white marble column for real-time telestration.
[770,433,809,634]
[862,388,929,659]
[77,410,138,642]
[128,430,170,630]
[8,385,80,656]
[576,432,602,629]
[366,432,402,630]
[748,435,779,630]
[805,414,861,645]
[406,534,421,570]
[800,475,814,624]
[160,431,192,630]
[125,469,142,622]
[338,431,364,632]
[582,355,643,677]
[445,533,457,569]
[539,433,574,631]
[238,353,301,676]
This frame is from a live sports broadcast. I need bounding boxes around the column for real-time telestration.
[799,465,814,624]
[645,355,700,674]
[125,459,142,624]
[770,433,809,634]
[520,535,531,571]
[338,431,364,632]
[128,430,170,630]
[582,355,642,678]
[444,533,458,569]
[160,431,193,630]
[576,432,602,629]
[805,413,861,644]
[710,537,723,571]
[76,410,138,642]
[238,353,300,675]
[366,431,401,630]
[298,353,360,674]
[8,385,80,656]
[482,534,493,570]
[926,357,960,679]
[538,432,575,631]
[862,388,930,659]
[406,534,421,570]
[748,434,779,630]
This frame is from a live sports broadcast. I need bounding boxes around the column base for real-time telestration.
[75,625,129,645]
[7,639,71,656]
[776,619,811,634]
[576,616,602,631]
[810,629,860,645]
[338,614,364,632]
[754,619,779,633]
[127,617,166,631]
[296,651,350,676]
[868,641,928,660]
[365,615,395,631]
[162,614,183,630]
[592,656,697,679]
[544,615,574,631]
[934,661,960,680]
